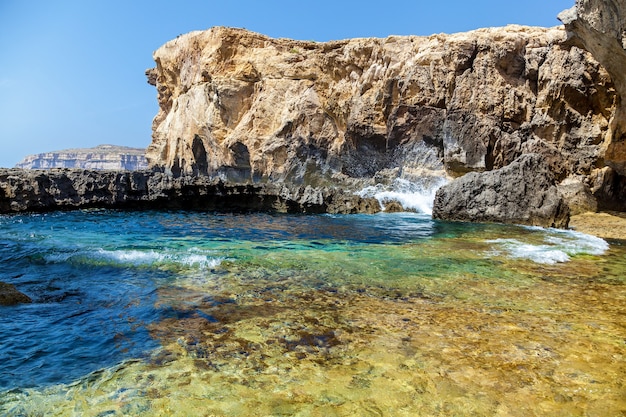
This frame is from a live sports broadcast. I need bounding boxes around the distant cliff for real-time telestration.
[15,145,148,171]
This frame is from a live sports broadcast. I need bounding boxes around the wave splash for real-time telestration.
[357,177,448,215]
[488,228,609,264]
[44,248,223,270]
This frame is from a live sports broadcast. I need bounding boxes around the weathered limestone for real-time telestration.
[145,26,616,194]
[432,154,570,228]
[559,0,626,176]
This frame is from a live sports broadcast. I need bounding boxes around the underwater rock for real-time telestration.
[0,282,32,306]
[432,154,570,228]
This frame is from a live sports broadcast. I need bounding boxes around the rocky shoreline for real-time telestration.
[2,1,625,227]
[0,168,380,215]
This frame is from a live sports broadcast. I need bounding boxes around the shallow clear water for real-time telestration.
[0,210,624,416]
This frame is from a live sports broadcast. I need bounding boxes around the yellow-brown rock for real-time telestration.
[146,26,616,192]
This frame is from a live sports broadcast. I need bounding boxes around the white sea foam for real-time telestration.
[357,177,448,215]
[95,249,223,269]
[488,239,571,264]
[488,228,609,264]
[46,248,223,269]
[542,228,609,256]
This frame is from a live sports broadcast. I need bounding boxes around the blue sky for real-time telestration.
[0,0,573,168]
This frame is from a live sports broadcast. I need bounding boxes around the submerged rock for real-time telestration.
[0,282,32,306]
[432,154,570,228]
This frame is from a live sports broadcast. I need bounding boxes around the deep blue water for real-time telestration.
[0,210,610,392]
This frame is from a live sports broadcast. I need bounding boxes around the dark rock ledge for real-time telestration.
[0,168,380,215]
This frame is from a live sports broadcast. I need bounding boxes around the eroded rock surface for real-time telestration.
[432,154,570,228]
[559,0,626,175]
[0,169,379,214]
[146,26,615,192]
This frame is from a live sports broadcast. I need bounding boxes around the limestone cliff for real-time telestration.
[146,25,616,198]
[558,0,626,210]
[15,145,148,171]
[559,0,626,173]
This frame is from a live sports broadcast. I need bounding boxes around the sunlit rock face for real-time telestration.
[559,0,626,172]
[15,145,148,171]
[559,0,626,210]
[146,25,615,190]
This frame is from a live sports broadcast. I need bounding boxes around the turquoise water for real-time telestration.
[0,210,624,416]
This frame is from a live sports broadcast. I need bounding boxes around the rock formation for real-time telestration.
[15,145,148,171]
[0,168,379,214]
[145,25,617,206]
[432,154,570,228]
[558,0,626,211]
[559,0,626,175]
[4,15,625,222]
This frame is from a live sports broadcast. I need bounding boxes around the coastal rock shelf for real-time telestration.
[0,168,380,214]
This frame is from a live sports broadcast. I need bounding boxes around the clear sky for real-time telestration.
[0,0,573,168]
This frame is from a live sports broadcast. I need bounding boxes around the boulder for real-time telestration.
[432,154,570,228]
[558,176,598,215]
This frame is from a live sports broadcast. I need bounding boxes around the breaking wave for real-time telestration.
[488,228,609,264]
[357,177,448,215]
[44,248,223,269]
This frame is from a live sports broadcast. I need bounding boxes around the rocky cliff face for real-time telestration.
[15,145,148,171]
[558,0,626,211]
[559,0,626,173]
[146,25,617,202]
